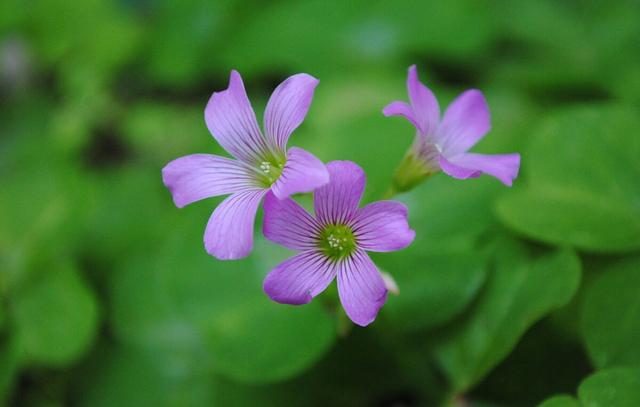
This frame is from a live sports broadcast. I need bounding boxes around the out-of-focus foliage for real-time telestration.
[497,105,640,253]
[582,257,640,369]
[1,0,639,406]
[539,367,640,406]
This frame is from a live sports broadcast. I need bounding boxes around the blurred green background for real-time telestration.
[1,0,640,406]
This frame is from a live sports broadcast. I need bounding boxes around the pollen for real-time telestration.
[256,154,285,187]
[319,224,357,261]
[260,161,272,173]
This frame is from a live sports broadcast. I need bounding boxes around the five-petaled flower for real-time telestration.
[384,65,520,187]
[262,161,415,326]
[162,70,329,260]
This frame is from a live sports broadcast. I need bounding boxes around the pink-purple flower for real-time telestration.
[262,161,415,326]
[162,70,329,260]
[384,65,520,186]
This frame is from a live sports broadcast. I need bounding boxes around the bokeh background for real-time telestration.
[1,0,640,406]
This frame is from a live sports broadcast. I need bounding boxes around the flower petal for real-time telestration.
[352,201,415,252]
[162,154,257,208]
[204,189,267,260]
[314,161,366,225]
[264,73,319,151]
[407,65,440,136]
[263,250,337,305]
[270,147,329,199]
[382,100,422,131]
[337,250,387,327]
[438,89,491,156]
[438,154,481,180]
[204,70,268,164]
[440,153,520,186]
[263,191,322,251]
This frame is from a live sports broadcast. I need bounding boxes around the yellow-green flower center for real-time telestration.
[318,224,357,261]
[256,153,285,187]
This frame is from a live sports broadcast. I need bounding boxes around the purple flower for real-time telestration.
[262,161,415,326]
[383,65,520,186]
[162,70,329,260]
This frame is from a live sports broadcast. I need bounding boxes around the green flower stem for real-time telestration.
[384,150,436,199]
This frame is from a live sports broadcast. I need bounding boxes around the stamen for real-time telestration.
[318,224,357,261]
[255,154,286,187]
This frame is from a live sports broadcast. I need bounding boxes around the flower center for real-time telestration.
[318,224,357,261]
[256,153,285,187]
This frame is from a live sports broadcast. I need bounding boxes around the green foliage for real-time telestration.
[540,367,640,407]
[435,239,581,392]
[78,345,217,407]
[538,395,579,407]
[578,368,640,407]
[497,105,640,253]
[110,218,336,384]
[582,256,640,369]
[13,262,99,366]
[1,0,639,405]
[380,248,486,333]
[375,175,500,332]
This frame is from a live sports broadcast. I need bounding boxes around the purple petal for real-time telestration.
[263,191,322,251]
[204,189,267,260]
[438,154,481,180]
[270,147,329,199]
[264,73,319,151]
[337,250,387,327]
[407,65,440,136]
[162,154,257,208]
[314,161,366,225]
[382,100,422,131]
[263,250,337,305]
[205,70,269,164]
[440,153,520,186]
[438,89,490,156]
[353,201,415,252]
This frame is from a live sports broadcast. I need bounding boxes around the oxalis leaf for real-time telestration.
[13,261,99,366]
[539,367,640,407]
[374,175,500,332]
[435,237,581,392]
[111,218,336,384]
[376,247,487,333]
[577,367,640,406]
[538,395,580,407]
[0,336,20,404]
[497,105,640,253]
[77,345,217,407]
[582,256,640,369]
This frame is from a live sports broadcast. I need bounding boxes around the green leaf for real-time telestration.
[368,0,497,58]
[497,105,640,253]
[582,256,640,369]
[26,0,141,77]
[121,102,218,163]
[13,262,99,366]
[400,175,501,253]
[111,218,336,384]
[0,337,19,404]
[77,345,216,407]
[0,107,92,290]
[144,0,234,87]
[377,248,487,333]
[222,0,496,76]
[84,166,182,263]
[578,367,640,406]
[368,159,506,332]
[203,294,335,383]
[538,395,579,407]
[435,239,581,391]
